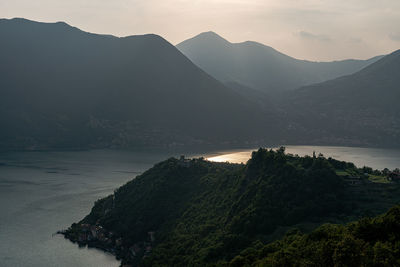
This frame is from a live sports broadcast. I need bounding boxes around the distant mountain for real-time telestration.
[1,19,396,151]
[284,49,400,147]
[0,18,278,151]
[177,32,383,92]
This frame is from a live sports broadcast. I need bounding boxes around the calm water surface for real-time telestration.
[206,145,400,170]
[1,146,399,267]
[0,150,171,267]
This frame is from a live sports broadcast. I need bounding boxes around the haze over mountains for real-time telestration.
[0,18,399,151]
[177,32,383,93]
[177,31,400,147]
[284,49,400,147]
[0,18,276,150]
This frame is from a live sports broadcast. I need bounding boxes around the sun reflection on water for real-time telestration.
[206,151,253,164]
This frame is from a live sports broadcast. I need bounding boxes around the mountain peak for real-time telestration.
[177,31,231,47]
[0,17,84,37]
[177,31,385,92]
[197,31,226,40]
[0,18,271,150]
[1,17,70,27]
[360,48,400,75]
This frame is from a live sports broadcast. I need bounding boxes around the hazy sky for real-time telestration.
[1,0,400,61]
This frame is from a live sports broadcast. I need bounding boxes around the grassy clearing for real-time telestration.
[368,174,390,183]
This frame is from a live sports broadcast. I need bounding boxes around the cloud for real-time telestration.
[298,31,332,42]
[389,33,400,42]
[348,37,363,43]
[2,0,400,60]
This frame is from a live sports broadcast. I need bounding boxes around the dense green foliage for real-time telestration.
[71,148,385,266]
[145,149,347,266]
[65,148,400,266]
[232,205,400,266]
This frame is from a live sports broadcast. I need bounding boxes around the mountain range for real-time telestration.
[283,49,400,147]
[177,31,383,93]
[0,18,399,150]
[177,31,400,147]
[0,18,277,151]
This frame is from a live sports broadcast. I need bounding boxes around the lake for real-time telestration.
[206,145,400,170]
[0,146,399,267]
[0,150,172,267]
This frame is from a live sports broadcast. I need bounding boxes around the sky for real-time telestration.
[1,0,400,61]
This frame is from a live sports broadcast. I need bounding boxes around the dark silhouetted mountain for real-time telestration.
[0,18,279,151]
[177,31,383,92]
[284,49,400,147]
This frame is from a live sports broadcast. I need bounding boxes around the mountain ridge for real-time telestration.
[0,18,278,151]
[177,31,384,92]
[178,31,383,64]
[283,49,400,147]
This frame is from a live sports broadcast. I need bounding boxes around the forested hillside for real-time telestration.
[64,148,400,266]
[283,49,400,148]
[232,205,400,266]
[0,18,277,151]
